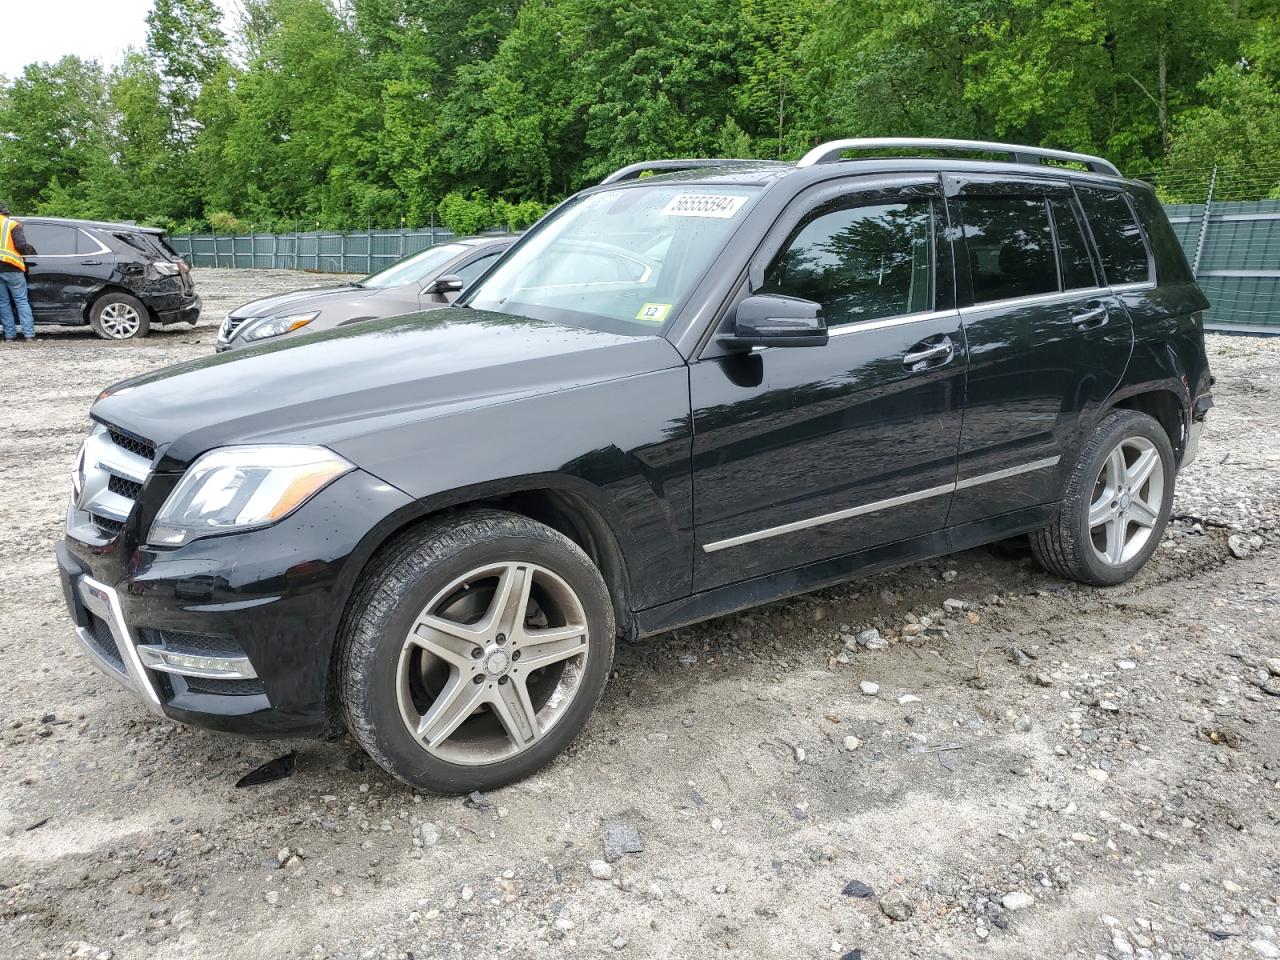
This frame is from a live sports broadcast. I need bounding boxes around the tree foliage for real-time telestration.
[0,0,1275,231]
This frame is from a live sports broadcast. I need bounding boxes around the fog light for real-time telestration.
[136,644,258,680]
[161,651,239,673]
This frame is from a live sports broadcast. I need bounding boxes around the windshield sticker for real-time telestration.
[635,302,672,324]
[660,194,748,219]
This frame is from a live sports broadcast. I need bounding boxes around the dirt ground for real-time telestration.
[0,268,1277,960]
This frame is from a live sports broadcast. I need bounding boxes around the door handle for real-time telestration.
[80,259,102,265]
[1071,303,1109,329]
[903,334,955,371]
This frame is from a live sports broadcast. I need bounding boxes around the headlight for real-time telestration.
[148,445,353,547]
[238,311,319,343]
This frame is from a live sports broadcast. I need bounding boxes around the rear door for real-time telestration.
[689,176,967,591]
[946,175,1133,525]
[24,222,103,322]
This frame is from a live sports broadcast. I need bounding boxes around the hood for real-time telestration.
[230,284,389,319]
[93,307,682,471]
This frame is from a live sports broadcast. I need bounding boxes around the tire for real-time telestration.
[90,292,150,340]
[1031,410,1175,586]
[338,509,615,793]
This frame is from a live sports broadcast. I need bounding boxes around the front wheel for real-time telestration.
[90,293,151,340]
[1031,410,1175,586]
[338,510,615,793]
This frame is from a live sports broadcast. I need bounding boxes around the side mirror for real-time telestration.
[718,294,827,349]
[426,275,464,295]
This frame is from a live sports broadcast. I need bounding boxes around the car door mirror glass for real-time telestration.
[720,294,827,349]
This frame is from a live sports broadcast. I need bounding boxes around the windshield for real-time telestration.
[361,243,467,288]
[464,183,760,335]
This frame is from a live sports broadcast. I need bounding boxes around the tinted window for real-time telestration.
[1127,187,1193,284]
[114,232,151,255]
[959,197,1057,303]
[23,223,77,255]
[1077,187,1151,285]
[454,251,502,288]
[112,231,167,258]
[760,200,934,327]
[1048,197,1098,290]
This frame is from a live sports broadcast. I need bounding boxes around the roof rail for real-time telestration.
[795,138,1122,177]
[600,159,766,185]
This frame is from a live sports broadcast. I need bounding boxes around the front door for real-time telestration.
[689,177,967,592]
[945,175,1134,525]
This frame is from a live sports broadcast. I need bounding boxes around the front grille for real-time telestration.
[70,423,156,541]
[220,316,252,341]
[139,628,242,656]
[181,675,265,697]
[107,427,156,461]
[87,613,125,671]
[108,474,143,499]
[89,513,126,536]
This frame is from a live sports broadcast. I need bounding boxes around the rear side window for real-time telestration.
[1127,188,1194,284]
[23,223,78,255]
[958,196,1057,303]
[760,199,934,327]
[1047,197,1098,290]
[114,231,172,259]
[1076,187,1152,285]
[77,230,105,255]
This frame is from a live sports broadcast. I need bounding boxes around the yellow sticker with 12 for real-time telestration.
[635,303,671,323]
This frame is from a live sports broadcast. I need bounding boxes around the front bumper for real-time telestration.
[60,554,167,716]
[56,468,417,737]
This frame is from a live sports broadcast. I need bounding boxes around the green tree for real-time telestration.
[737,0,818,158]
[146,0,228,129]
[0,57,112,212]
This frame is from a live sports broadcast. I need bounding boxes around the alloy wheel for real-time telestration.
[396,561,590,765]
[100,302,142,338]
[1088,436,1164,566]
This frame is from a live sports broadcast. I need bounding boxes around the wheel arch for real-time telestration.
[1102,383,1189,462]
[84,284,149,323]
[322,478,636,735]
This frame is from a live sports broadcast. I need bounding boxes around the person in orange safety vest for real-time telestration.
[0,202,37,342]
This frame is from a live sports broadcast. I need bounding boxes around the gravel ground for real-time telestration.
[1,268,1278,960]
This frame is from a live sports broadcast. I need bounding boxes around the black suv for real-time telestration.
[23,217,199,339]
[56,139,1212,793]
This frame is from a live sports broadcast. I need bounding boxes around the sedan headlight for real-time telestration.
[238,311,319,343]
[148,445,353,547]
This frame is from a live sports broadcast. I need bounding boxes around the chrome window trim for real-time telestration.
[1108,280,1156,292]
[828,308,959,337]
[957,286,1108,316]
[701,455,1061,553]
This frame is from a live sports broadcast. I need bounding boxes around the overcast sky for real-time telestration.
[2,1,238,76]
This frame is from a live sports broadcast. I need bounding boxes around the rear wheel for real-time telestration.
[1031,410,1175,586]
[90,293,150,340]
[339,510,615,793]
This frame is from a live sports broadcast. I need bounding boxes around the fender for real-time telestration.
[336,364,696,611]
